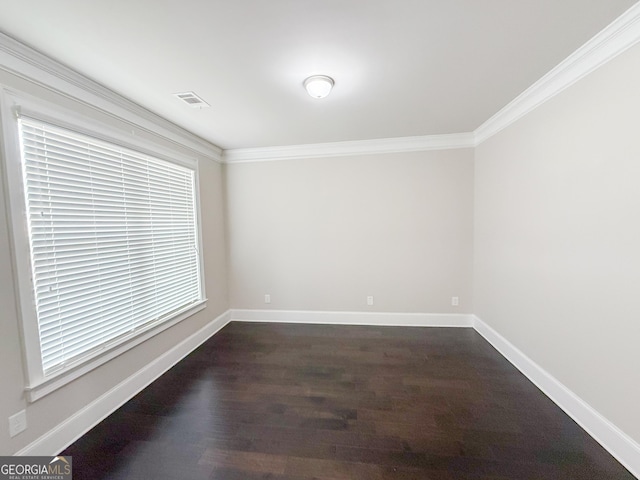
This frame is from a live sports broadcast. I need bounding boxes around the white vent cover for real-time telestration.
[173,91,210,108]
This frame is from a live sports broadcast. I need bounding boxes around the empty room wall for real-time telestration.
[474,41,640,444]
[0,70,229,455]
[226,149,474,314]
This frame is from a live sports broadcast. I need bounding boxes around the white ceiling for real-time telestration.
[0,1,636,150]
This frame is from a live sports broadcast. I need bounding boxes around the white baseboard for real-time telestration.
[16,309,232,456]
[230,308,474,327]
[473,315,640,479]
[16,307,638,479]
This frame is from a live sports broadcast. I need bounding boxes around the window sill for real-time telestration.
[24,300,207,403]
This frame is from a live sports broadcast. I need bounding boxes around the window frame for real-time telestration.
[1,88,207,402]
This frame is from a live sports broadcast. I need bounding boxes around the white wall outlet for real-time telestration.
[264,294,271,304]
[9,410,27,437]
[451,296,459,306]
[367,295,374,306]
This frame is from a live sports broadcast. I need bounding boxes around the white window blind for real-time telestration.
[18,117,203,376]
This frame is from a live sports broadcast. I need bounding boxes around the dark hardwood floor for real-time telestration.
[62,322,636,479]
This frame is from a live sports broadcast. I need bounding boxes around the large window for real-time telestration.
[3,98,205,401]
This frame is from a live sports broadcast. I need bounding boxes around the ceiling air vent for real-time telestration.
[173,91,210,108]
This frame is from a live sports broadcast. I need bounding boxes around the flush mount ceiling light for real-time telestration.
[303,75,334,99]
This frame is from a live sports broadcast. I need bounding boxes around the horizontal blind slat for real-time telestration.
[19,117,202,375]
[36,262,199,313]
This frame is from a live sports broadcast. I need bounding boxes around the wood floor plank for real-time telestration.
[62,322,636,479]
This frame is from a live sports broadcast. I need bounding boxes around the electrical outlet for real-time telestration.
[9,410,27,437]
[451,296,459,307]
[367,296,374,306]
[264,294,271,304]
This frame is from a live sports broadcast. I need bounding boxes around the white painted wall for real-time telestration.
[2,11,639,464]
[474,41,640,444]
[0,71,229,455]
[226,150,474,313]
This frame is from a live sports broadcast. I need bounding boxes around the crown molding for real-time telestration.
[223,3,640,163]
[3,0,638,163]
[0,32,223,163]
[475,2,640,145]
[223,132,475,163]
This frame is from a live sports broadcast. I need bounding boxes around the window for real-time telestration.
[3,98,206,401]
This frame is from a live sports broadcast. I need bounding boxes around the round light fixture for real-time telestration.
[303,75,334,99]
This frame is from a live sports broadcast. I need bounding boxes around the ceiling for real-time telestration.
[0,1,636,150]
